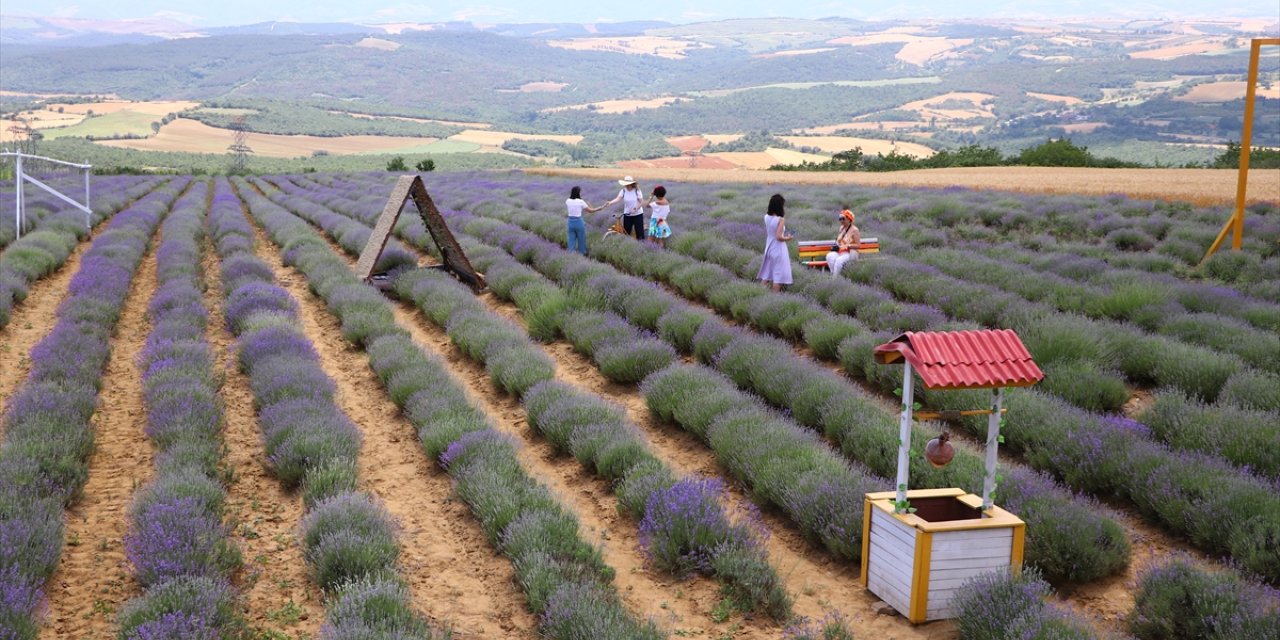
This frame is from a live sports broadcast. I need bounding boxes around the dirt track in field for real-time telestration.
[39,229,159,640]
[203,230,325,638]
[387,296,721,636]
[246,213,539,638]
[0,238,89,438]
[527,166,1280,206]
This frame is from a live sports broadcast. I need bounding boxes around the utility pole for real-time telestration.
[228,115,253,173]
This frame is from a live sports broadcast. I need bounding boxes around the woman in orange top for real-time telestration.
[825,207,860,277]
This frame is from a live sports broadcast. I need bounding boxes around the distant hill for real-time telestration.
[2,16,1276,168]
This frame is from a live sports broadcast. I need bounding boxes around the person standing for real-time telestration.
[825,206,861,277]
[605,176,646,240]
[565,186,601,255]
[756,193,793,292]
[647,185,672,248]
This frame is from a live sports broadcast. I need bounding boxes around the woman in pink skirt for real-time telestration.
[756,193,794,291]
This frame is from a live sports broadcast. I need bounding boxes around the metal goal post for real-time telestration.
[0,151,93,240]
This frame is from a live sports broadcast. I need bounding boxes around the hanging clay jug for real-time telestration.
[924,432,955,468]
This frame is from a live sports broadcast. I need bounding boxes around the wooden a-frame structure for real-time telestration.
[354,175,486,293]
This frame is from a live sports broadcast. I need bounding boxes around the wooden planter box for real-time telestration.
[860,488,1025,623]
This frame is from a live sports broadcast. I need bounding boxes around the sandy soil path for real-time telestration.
[244,208,539,638]
[38,229,160,639]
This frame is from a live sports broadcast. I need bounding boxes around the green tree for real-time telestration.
[1018,139,1092,167]
[386,156,408,171]
[415,158,436,172]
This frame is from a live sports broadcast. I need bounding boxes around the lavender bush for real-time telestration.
[952,568,1099,639]
[1129,558,1280,640]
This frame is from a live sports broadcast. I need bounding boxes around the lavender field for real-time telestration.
[0,169,1277,640]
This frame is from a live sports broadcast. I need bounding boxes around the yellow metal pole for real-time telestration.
[1201,38,1279,265]
[1231,39,1265,250]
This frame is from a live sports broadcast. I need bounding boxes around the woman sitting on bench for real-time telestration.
[825,207,860,277]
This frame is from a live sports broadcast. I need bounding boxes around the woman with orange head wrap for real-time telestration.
[825,206,860,277]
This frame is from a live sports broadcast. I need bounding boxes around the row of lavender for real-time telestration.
[606,181,1276,408]
[269,174,1129,636]
[270,173,1129,587]
[666,181,1279,300]
[117,180,246,637]
[253,174,799,622]
[234,177,663,638]
[609,189,1280,482]
[439,178,1280,583]
[0,176,166,328]
[257,174,881,561]
[572,191,1280,479]
[268,172,1280,635]
[435,175,1278,470]
[209,178,444,640]
[0,178,185,638]
[257,173,878,635]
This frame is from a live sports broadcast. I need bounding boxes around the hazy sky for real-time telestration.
[6,0,1278,27]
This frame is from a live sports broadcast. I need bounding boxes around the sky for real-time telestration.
[4,0,1278,27]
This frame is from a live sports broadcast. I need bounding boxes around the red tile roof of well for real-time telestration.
[873,330,1043,390]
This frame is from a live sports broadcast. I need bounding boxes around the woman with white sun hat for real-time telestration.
[605,175,647,240]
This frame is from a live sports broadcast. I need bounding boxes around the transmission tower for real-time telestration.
[227,115,253,173]
[5,117,41,156]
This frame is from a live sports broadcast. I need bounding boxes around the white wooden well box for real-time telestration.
[861,488,1025,623]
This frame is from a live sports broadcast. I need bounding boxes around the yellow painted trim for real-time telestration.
[866,489,1024,532]
[867,488,964,501]
[1011,523,1026,571]
[860,495,873,587]
[908,530,933,623]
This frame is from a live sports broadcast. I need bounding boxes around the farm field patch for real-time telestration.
[446,128,584,147]
[779,135,936,157]
[37,110,158,140]
[98,118,442,157]
[1176,80,1280,102]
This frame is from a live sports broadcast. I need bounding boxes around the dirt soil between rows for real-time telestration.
[244,205,540,638]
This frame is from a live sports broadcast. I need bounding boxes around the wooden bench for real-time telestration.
[799,237,879,269]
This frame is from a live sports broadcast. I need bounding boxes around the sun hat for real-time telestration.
[618,176,637,186]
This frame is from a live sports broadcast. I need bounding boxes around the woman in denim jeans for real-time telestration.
[565,185,601,255]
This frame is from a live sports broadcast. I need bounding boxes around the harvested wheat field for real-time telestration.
[1176,81,1280,103]
[99,118,441,157]
[47,100,200,116]
[2,169,1276,640]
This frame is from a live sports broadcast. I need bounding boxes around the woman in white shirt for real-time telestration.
[565,185,601,255]
[646,185,672,248]
[605,176,646,240]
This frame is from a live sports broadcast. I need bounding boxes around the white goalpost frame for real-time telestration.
[2,151,93,239]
